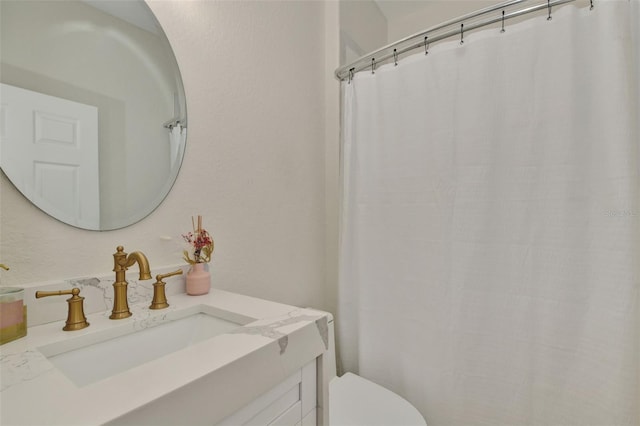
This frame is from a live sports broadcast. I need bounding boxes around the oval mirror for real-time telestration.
[0,0,186,230]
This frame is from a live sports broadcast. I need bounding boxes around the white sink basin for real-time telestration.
[37,307,244,387]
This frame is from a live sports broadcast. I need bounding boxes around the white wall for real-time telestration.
[386,1,496,43]
[0,0,336,312]
[384,0,580,47]
[324,1,341,329]
[340,0,387,65]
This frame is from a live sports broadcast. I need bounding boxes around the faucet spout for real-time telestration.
[123,251,152,280]
[110,246,152,320]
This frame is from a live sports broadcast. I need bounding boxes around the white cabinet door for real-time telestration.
[0,83,99,228]
[218,359,318,426]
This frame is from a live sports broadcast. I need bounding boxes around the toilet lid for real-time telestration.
[329,373,427,426]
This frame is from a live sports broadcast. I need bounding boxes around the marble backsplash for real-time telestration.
[16,264,191,327]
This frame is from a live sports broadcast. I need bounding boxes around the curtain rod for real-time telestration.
[335,0,587,81]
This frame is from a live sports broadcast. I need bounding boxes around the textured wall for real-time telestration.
[386,1,496,43]
[339,0,387,65]
[0,0,332,311]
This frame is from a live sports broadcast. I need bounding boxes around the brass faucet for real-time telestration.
[36,288,89,331]
[111,246,152,319]
[149,269,183,310]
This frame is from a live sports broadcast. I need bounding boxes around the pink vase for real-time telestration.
[186,263,210,295]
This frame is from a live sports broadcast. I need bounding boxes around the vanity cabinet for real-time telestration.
[219,359,317,426]
[108,359,318,426]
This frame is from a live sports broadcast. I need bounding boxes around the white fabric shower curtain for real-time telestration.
[338,2,639,425]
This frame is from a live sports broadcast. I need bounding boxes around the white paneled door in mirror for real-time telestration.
[1,83,100,229]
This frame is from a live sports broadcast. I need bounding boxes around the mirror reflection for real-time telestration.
[0,0,187,230]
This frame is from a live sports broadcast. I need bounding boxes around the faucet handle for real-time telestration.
[35,288,90,331]
[149,269,183,310]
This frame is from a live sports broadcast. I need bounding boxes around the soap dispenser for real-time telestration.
[0,264,28,345]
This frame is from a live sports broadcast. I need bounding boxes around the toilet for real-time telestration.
[326,322,427,425]
[329,373,427,425]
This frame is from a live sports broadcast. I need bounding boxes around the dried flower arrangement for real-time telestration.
[182,215,214,265]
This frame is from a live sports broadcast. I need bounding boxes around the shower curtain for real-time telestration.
[338,2,639,425]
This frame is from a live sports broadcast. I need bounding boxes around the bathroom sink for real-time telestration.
[37,306,244,387]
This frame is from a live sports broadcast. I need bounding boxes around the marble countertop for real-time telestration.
[0,289,331,425]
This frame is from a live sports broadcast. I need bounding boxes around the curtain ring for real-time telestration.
[460,23,464,45]
[547,0,552,20]
[371,58,376,74]
[393,49,398,66]
[348,68,354,84]
[424,36,429,55]
[590,0,594,10]
[501,10,506,33]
